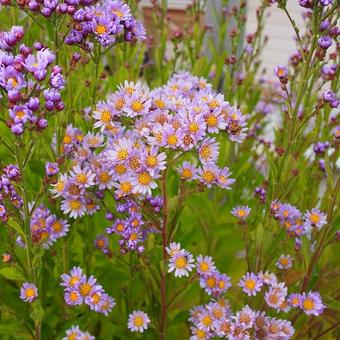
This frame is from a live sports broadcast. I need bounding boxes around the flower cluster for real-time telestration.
[1,0,97,17]
[20,282,38,303]
[239,271,325,316]
[60,266,115,315]
[0,164,22,223]
[53,73,243,254]
[127,310,151,333]
[270,200,327,244]
[105,196,162,254]
[0,27,65,135]
[29,204,69,248]
[63,325,94,340]
[167,243,232,297]
[189,300,295,339]
[64,0,146,47]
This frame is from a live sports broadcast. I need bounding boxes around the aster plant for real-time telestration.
[0,0,339,339]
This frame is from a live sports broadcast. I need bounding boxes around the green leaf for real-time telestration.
[0,267,25,281]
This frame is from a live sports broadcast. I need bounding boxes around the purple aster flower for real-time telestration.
[127,310,150,333]
[20,282,38,303]
[9,105,32,124]
[45,162,59,176]
[60,266,84,289]
[304,208,327,230]
[168,249,195,277]
[78,275,102,304]
[274,65,288,79]
[197,163,219,188]
[318,36,333,49]
[197,137,219,164]
[196,255,216,276]
[235,305,255,329]
[320,0,333,5]
[231,205,251,220]
[300,291,325,316]
[265,282,287,309]
[94,234,109,251]
[287,293,302,308]
[64,289,82,305]
[276,254,293,270]
[98,294,116,316]
[3,164,20,179]
[176,161,197,181]
[323,90,335,102]
[238,272,263,296]
[319,19,330,32]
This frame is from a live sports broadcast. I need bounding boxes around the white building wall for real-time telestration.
[246,1,305,77]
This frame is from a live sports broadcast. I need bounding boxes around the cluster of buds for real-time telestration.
[0,165,22,223]
[0,27,65,135]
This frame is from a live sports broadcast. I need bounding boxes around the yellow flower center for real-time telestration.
[114,97,125,110]
[99,172,110,183]
[279,258,289,266]
[100,110,111,123]
[97,239,105,248]
[114,164,127,175]
[310,213,320,224]
[237,209,246,217]
[202,170,215,182]
[175,256,187,269]
[70,276,79,286]
[269,294,279,304]
[25,288,35,298]
[63,135,72,144]
[95,24,107,35]
[245,279,256,290]
[189,123,199,133]
[207,277,216,288]
[9,77,18,87]
[200,262,209,272]
[55,180,65,192]
[182,169,193,179]
[208,100,218,109]
[131,101,143,112]
[303,298,314,311]
[167,134,178,146]
[69,291,79,302]
[52,221,62,232]
[130,233,138,241]
[202,315,212,327]
[154,99,165,109]
[146,156,157,167]
[76,173,87,184]
[79,283,91,296]
[133,316,144,327]
[138,172,152,185]
[206,115,217,127]
[70,200,81,210]
[119,181,131,194]
[291,297,299,306]
[200,145,211,159]
[15,110,25,118]
[91,293,101,304]
[112,9,123,17]
[117,149,128,160]
[116,223,124,232]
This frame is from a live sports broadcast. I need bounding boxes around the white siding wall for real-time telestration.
[139,0,192,10]
[246,1,305,77]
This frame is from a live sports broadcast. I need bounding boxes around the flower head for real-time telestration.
[20,282,38,303]
[127,310,150,333]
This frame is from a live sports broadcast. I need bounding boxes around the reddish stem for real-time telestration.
[160,170,168,340]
